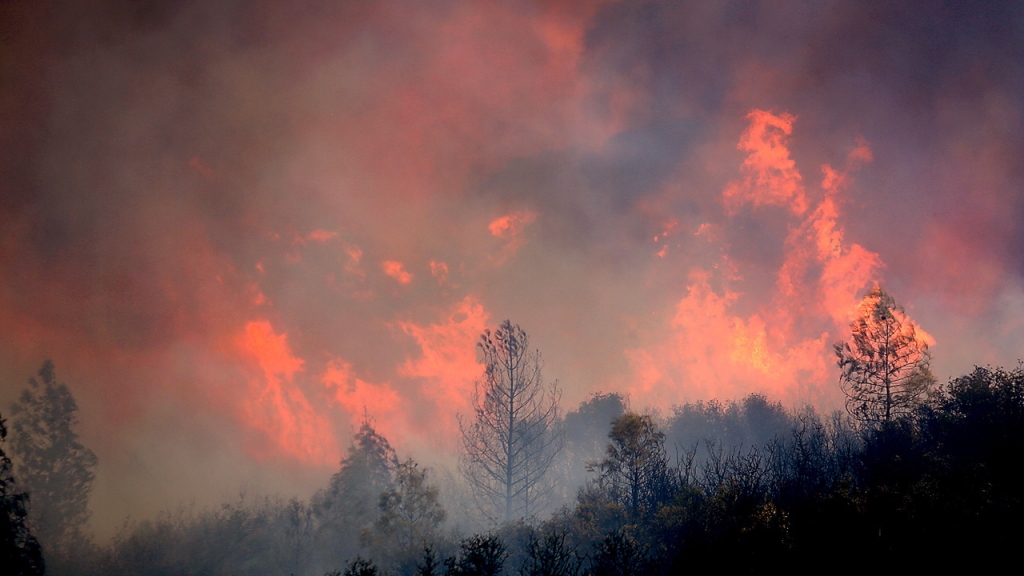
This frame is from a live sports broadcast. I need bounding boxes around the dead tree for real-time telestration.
[459,321,563,523]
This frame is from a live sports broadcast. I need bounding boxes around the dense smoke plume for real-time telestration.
[2,0,1024,536]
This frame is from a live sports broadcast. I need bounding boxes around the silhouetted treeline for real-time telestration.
[6,364,1024,574]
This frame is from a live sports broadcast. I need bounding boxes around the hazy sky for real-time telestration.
[3,0,1024,536]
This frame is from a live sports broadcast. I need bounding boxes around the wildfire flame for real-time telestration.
[627,109,924,409]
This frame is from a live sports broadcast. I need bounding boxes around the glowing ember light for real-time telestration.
[382,260,413,284]
[306,229,338,242]
[322,358,404,443]
[430,260,450,284]
[488,210,539,264]
[489,209,538,239]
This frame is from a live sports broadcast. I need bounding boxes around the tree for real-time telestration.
[343,556,380,576]
[522,530,582,576]
[9,360,98,556]
[368,458,447,573]
[445,534,507,576]
[834,287,935,424]
[312,419,398,567]
[592,412,670,517]
[590,529,648,576]
[0,413,45,576]
[459,321,563,523]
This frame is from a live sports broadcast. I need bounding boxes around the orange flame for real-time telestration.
[723,110,807,214]
[238,321,339,464]
[397,295,489,445]
[430,260,450,284]
[628,111,905,409]
[322,358,405,444]
[306,229,338,242]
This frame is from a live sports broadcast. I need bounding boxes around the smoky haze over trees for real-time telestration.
[4,0,1024,565]
[311,420,399,571]
[8,361,97,573]
[5,326,1024,573]
[5,0,1024,572]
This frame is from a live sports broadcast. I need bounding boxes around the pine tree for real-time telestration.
[9,360,97,557]
[834,287,935,424]
[311,419,398,567]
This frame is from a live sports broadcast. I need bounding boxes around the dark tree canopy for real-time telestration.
[460,320,563,523]
[834,287,935,423]
[367,458,447,573]
[0,413,45,576]
[9,360,97,556]
[592,412,670,518]
[312,419,398,568]
[445,534,507,576]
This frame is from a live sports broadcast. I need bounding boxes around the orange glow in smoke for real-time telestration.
[306,229,338,242]
[627,271,831,405]
[322,358,405,444]
[723,110,807,214]
[398,295,489,446]
[488,210,538,265]
[489,209,538,239]
[852,288,937,349]
[382,260,414,284]
[238,321,339,464]
[430,260,450,284]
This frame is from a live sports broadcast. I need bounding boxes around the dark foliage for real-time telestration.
[415,545,443,576]
[0,413,45,576]
[445,534,507,576]
[342,556,378,576]
[590,412,672,519]
[665,393,792,466]
[589,530,647,576]
[9,360,98,567]
[521,530,581,576]
[19,360,1024,575]
[312,419,399,569]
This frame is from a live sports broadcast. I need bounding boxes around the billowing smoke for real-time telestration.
[2,0,1023,537]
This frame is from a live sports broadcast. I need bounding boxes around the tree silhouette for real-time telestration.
[446,534,507,576]
[592,412,670,517]
[368,458,446,573]
[459,321,563,523]
[312,419,398,568]
[0,413,45,576]
[590,530,647,576]
[522,530,582,576]
[834,287,935,424]
[342,556,379,576]
[9,360,98,557]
